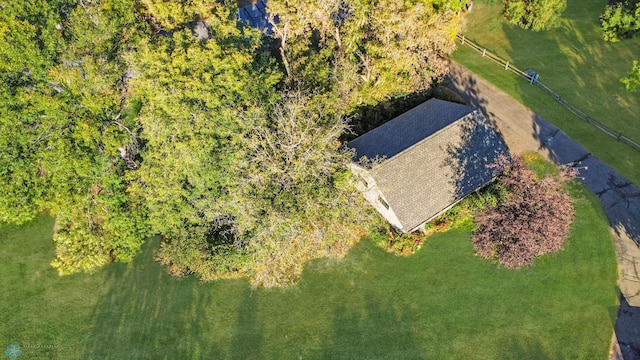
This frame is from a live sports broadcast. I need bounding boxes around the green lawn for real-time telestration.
[0,182,617,359]
[453,0,640,185]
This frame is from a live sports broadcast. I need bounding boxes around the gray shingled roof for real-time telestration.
[347,99,509,231]
[348,99,475,161]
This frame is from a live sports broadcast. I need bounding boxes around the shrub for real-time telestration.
[387,232,424,255]
[621,60,640,92]
[600,1,640,42]
[424,182,505,235]
[472,155,575,268]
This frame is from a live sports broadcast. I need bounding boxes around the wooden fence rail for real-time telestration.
[456,34,640,153]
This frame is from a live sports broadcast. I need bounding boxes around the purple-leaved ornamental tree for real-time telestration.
[472,155,576,268]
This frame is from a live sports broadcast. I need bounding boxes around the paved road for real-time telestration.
[446,62,640,360]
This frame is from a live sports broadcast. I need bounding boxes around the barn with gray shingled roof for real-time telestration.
[347,98,509,232]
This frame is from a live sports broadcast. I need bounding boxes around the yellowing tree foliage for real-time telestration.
[503,0,567,31]
[268,0,460,108]
[0,0,462,286]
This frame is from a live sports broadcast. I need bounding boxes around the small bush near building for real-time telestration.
[387,232,424,255]
[423,182,505,235]
[472,155,575,268]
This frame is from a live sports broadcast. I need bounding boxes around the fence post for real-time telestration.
[461,35,465,44]
[505,61,509,70]
[482,48,486,57]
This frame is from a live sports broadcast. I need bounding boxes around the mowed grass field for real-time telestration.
[0,182,617,359]
[453,0,640,184]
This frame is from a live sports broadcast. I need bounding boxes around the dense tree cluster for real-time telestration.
[472,156,575,269]
[0,0,462,286]
[600,0,640,42]
[502,0,567,31]
[267,0,459,108]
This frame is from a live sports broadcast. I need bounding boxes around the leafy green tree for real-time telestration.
[600,1,640,42]
[0,0,149,272]
[503,0,567,31]
[131,0,449,285]
[0,0,69,223]
[434,0,468,12]
[268,0,460,109]
[621,60,640,91]
[46,0,150,274]
[231,91,373,286]
[139,0,223,31]
[127,3,283,282]
[343,0,458,106]
[265,0,345,91]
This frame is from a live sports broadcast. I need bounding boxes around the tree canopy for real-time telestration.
[268,0,459,108]
[600,0,640,42]
[0,0,462,286]
[502,0,567,31]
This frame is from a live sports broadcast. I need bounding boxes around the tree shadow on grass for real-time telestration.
[315,293,425,360]
[80,236,260,359]
[229,290,263,360]
[499,335,557,360]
